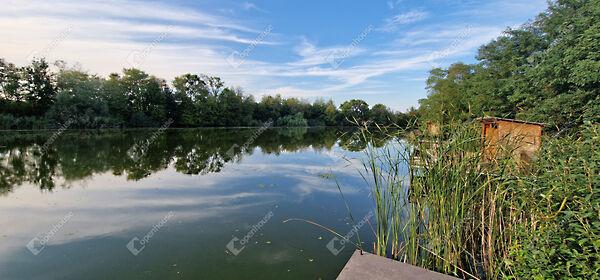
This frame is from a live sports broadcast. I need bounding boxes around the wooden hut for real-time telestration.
[426,121,440,136]
[479,117,544,163]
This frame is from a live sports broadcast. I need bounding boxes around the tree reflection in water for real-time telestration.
[0,127,393,194]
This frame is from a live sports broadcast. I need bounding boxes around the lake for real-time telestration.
[0,127,399,279]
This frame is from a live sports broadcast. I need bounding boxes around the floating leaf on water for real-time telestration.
[318,173,334,179]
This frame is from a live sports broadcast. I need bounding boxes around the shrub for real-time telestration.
[277,113,308,127]
[508,124,599,279]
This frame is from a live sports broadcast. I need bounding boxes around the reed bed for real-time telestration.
[356,123,599,279]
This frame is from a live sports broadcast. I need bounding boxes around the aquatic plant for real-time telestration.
[360,122,599,279]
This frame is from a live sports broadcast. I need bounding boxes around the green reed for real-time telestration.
[357,123,529,279]
[357,122,598,279]
[285,122,596,279]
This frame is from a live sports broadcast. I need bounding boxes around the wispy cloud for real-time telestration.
[380,10,429,32]
[386,0,404,10]
[289,39,366,67]
[0,0,548,111]
[1,0,259,33]
[242,2,267,13]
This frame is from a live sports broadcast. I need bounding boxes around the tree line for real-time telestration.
[418,0,599,131]
[0,59,413,129]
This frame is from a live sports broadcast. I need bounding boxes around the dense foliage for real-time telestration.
[509,123,599,279]
[356,122,598,279]
[390,1,600,272]
[0,59,410,129]
[418,0,600,131]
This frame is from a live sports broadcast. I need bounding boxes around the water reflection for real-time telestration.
[0,127,392,194]
[0,127,400,280]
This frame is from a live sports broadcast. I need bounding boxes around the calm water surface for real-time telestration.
[0,127,401,279]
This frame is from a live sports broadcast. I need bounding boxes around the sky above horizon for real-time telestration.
[0,0,548,111]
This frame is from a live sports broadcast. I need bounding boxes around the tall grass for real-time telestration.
[356,127,406,258]
[357,122,599,279]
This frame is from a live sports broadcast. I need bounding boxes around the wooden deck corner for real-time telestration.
[337,250,459,280]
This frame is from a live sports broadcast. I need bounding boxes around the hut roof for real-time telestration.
[478,117,545,127]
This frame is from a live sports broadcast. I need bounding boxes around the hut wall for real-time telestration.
[482,120,542,163]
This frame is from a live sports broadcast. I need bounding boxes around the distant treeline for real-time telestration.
[418,0,599,131]
[0,58,415,129]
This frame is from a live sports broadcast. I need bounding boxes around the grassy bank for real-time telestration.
[357,123,599,279]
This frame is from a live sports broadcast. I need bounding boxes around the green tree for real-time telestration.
[120,68,166,126]
[256,94,283,122]
[0,59,22,102]
[172,74,208,126]
[0,58,28,117]
[340,99,370,125]
[103,73,128,126]
[418,0,600,130]
[47,69,111,128]
[370,103,394,125]
[517,0,600,128]
[324,100,338,126]
[22,59,56,115]
[217,87,250,126]
[305,98,328,126]
[173,74,209,102]
[419,63,473,125]
[0,57,403,130]
[200,75,224,97]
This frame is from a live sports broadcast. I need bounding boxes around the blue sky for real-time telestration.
[0,0,548,111]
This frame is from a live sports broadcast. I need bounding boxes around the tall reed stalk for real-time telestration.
[357,126,406,258]
[357,123,531,279]
[358,123,598,279]
[291,122,597,279]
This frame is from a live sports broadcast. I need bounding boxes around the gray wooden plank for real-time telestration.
[337,250,460,280]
